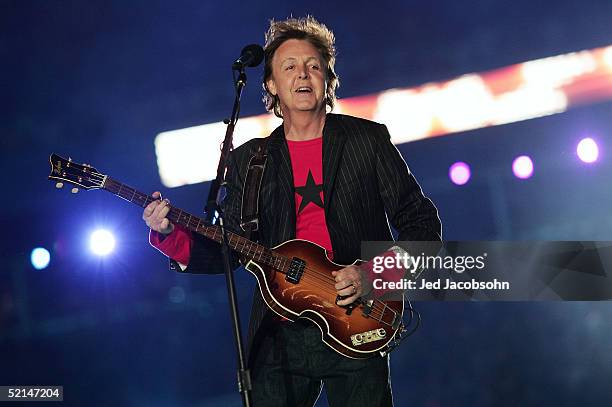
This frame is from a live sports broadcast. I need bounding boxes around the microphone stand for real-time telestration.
[204,67,252,406]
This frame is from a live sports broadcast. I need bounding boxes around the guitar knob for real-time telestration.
[55,182,64,189]
[71,187,79,194]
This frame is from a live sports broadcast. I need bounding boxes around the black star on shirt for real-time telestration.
[295,170,324,213]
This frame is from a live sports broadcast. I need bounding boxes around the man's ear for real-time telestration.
[266,78,277,96]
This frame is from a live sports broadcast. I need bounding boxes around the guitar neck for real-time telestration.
[102,176,272,265]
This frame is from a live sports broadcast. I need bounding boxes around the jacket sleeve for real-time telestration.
[167,150,247,274]
[374,124,442,242]
[363,124,442,297]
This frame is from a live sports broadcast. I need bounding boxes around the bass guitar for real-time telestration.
[48,154,408,359]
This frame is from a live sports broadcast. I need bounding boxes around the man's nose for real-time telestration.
[297,64,309,79]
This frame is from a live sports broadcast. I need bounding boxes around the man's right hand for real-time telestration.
[143,191,174,235]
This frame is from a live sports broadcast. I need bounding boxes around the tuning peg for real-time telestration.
[55,182,64,189]
[71,187,79,194]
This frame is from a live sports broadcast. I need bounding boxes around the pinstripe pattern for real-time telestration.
[171,113,442,359]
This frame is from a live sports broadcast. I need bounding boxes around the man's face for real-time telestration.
[266,39,327,116]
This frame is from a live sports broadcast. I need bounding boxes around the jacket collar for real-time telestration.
[266,113,348,217]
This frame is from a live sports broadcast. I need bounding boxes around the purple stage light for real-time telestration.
[576,137,599,163]
[449,162,471,185]
[512,155,534,179]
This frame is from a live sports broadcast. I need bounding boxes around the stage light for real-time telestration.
[89,229,115,256]
[604,46,612,69]
[31,247,50,270]
[577,137,599,163]
[437,75,492,132]
[449,162,471,185]
[373,89,434,143]
[512,155,534,179]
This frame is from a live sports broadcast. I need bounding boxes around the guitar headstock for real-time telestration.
[48,154,106,192]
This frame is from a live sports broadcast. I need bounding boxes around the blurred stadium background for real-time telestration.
[1,1,611,405]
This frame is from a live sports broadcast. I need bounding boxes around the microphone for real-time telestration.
[232,44,264,70]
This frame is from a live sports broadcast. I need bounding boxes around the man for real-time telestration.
[144,16,441,406]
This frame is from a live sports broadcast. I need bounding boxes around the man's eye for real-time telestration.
[311,65,320,70]
[285,65,294,70]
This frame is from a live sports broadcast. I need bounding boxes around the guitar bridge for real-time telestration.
[351,328,387,346]
[285,257,306,284]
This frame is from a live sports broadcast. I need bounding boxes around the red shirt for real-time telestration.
[286,137,333,257]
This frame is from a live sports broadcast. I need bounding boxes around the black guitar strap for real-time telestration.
[239,138,269,242]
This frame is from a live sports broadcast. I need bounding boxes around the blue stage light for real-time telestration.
[31,247,51,270]
[89,229,116,256]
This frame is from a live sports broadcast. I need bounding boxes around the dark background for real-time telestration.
[1,1,611,406]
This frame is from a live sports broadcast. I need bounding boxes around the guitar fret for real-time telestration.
[378,303,388,322]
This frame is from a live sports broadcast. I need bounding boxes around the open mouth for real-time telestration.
[295,87,312,93]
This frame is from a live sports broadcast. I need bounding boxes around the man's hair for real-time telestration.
[262,16,340,118]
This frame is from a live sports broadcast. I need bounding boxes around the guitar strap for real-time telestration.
[239,138,269,242]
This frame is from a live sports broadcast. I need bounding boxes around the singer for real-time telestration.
[144,16,441,406]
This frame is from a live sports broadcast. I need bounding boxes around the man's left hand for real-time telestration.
[332,265,372,306]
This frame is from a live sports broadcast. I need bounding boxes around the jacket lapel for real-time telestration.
[322,114,347,217]
[265,125,296,242]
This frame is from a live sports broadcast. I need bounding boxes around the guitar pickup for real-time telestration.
[285,257,306,284]
[335,295,357,315]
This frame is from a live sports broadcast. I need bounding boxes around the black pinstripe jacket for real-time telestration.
[171,113,441,360]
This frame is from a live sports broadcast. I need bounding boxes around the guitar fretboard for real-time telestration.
[102,177,289,271]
